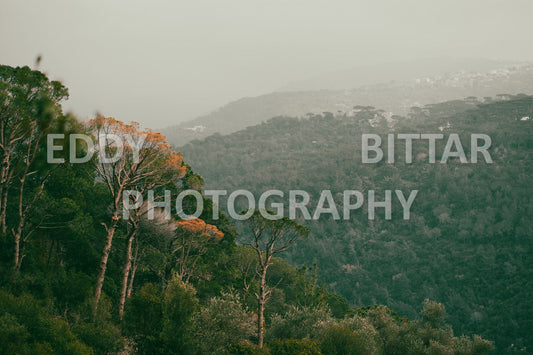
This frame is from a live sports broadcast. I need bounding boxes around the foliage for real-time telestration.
[267,339,322,355]
[124,276,199,354]
[319,326,369,355]
[191,292,256,354]
[0,290,92,354]
[123,283,164,354]
[225,343,269,355]
[72,322,123,355]
[267,305,332,340]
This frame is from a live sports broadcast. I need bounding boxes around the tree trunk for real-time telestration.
[13,230,21,273]
[126,243,138,299]
[118,230,136,320]
[12,174,26,274]
[0,185,8,235]
[257,267,268,348]
[0,149,12,235]
[12,208,26,274]
[93,219,117,318]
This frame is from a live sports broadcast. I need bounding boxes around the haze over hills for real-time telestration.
[278,57,521,91]
[179,96,533,352]
[163,60,533,147]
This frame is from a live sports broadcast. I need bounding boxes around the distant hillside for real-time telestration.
[164,63,533,147]
[179,96,533,353]
[278,57,518,91]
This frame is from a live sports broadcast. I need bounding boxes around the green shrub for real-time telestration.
[73,322,122,355]
[124,276,199,354]
[0,290,92,354]
[225,343,269,355]
[268,338,322,355]
[319,326,368,355]
[192,292,255,353]
[267,305,332,340]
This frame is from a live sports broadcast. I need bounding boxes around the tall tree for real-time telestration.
[119,129,186,319]
[172,217,224,283]
[241,210,308,347]
[85,117,185,316]
[0,65,69,273]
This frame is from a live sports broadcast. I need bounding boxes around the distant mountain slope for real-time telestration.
[164,63,533,147]
[179,96,533,353]
[278,57,517,91]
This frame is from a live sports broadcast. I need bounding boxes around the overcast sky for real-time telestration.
[1,0,532,128]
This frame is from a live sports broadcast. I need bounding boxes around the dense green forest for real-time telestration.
[0,65,510,354]
[180,96,533,353]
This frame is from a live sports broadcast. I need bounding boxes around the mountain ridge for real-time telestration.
[164,62,533,147]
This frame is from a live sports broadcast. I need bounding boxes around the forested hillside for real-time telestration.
[164,64,533,146]
[0,66,498,354]
[180,95,533,353]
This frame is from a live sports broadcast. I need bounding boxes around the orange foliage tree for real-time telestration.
[85,116,186,317]
[172,217,224,283]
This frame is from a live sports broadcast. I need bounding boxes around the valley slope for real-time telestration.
[179,96,533,352]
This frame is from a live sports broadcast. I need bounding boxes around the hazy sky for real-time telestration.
[1,0,532,128]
